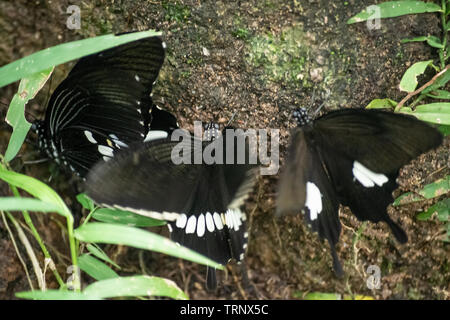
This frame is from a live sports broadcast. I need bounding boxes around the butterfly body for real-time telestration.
[277,107,443,274]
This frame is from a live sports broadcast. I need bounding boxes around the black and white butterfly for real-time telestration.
[32,34,178,178]
[85,125,259,289]
[276,107,443,275]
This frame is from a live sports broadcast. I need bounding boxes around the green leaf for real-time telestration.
[422,69,450,94]
[347,1,442,24]
[74,223,223,269]
[401,35,444,48]
[78,254,119,281]
[86,244,121,269]
[426,89,450,100]
[394,176,450,206]
[0,167,72,221]
[16,290,100,300]
[437,124,450,136]
[92,207,166,227]
[365,98,398,109]
[0,197,62,213]
[76,193,95,211]
[398,103,450,125]
[417,199,449,221]
[83,275,188,300]
[4,68,53,162]
[399,60,433,92]
[0,30,161,88]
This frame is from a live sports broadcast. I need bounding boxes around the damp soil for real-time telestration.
[0,0,449,300]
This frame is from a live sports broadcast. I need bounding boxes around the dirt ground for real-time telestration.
[0,0,449,300]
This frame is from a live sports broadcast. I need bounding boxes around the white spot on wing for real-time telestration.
[84,130,97,144]
[185,215,196,234]
[197,214,205,237]
[98,145,114,157]
[205,212,215,232]
[144,130,168,142]
[352,161,388,188]
[176,214,187,228]
[213,212,223,230]
[305,182,322,221]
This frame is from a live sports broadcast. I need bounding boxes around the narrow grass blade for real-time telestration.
[92,207,166,227]
[86,244,121,269]
[0,197,61,213]
[83,275,188,300]
[16,290,100,300]
[74,222,223,269]
[0,30,161,88]
[0,167,72,221]
[78,254,119,281]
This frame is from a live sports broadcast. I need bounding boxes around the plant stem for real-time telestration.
[441,0,448,68]
[9,184,66,289]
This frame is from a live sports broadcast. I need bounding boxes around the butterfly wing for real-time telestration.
[277,129,343,275]
[312,109,443,242]
[85,129,259,289]
[38,36,172,177]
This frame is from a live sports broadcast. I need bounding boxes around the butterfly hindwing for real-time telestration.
[277,129,342,274]
[312,109,442,242]
[86,128,259,288]
[277,107,443,275]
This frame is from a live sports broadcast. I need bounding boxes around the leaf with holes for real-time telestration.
[393,176,450,206]
[4,68,53,162]
[398,60,433,92]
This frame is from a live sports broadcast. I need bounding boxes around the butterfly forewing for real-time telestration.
[35,35,173,178]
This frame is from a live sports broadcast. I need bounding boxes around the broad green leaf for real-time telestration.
[4,68,53,162]
[83,275,188,300]
[347,1,442,24]
[92,207,166,227]
[74,223,223,269]
[0,30,161,88]
[0,167,72,221]
[0,197,61,213]
[401,35,444,49]
[416,199,449,221]
[426,89,450,100]
[394,176,450,206]
[86,244,121,269]
[16,290,100,300]
[76,193,95,211]
[399,60,433,92]
[365,98,398,109]
[78,254,119,281]
[399,103,450,124]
